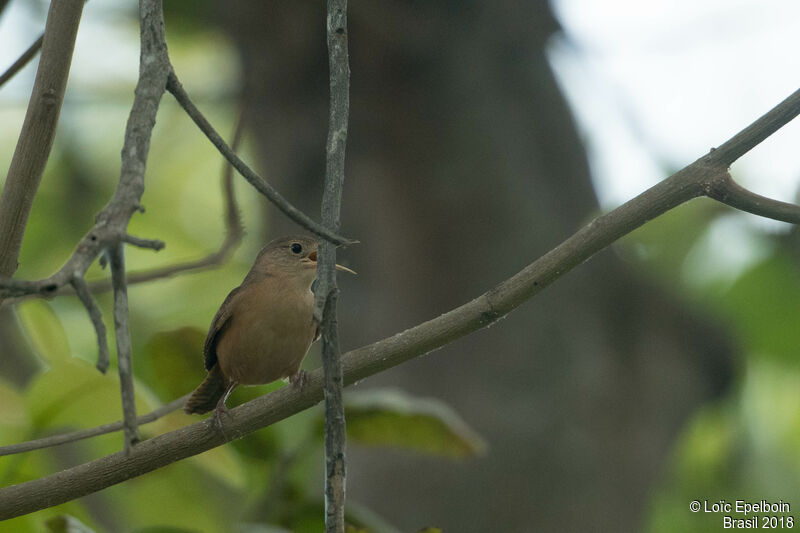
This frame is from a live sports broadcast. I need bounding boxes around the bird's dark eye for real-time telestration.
[290,243,303,254]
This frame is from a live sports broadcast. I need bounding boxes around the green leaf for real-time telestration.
[17,300,72,364]
[0,378,27,428]
[722,252,800,363]
[255,498,400,533]
[340,388,487,459]
[114,453,244,532]
[25,357,132,429]
[0,379,31,451]
[129,527,204,533]
[232,525,292,533]
[45,515,96,533]
[620,201,721,285]
[346,500,404,533]
[139,327,208,400]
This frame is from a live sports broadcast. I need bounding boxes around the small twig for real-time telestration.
[0,34,44,89]
[706,172,800,224]
[164,70,354,247]
[0,395,188,457]
[121,234,165,251]
[318,1,351,531]
[108,244,139,453]
[0,248,234,306]
[0,278,56,298]
[222,98,248,236]
[71,276,110,373]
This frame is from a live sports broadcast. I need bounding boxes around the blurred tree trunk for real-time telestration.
[216,1,733,530]
[0,307,39,387]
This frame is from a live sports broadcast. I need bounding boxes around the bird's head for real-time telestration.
[250,235,355,288]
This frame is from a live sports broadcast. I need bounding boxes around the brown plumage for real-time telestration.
[184,235,354,420]
[183,364,227,414]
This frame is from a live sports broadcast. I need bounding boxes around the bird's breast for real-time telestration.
[217,278,315,385]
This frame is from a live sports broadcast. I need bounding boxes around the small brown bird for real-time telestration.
[184,235,354,422]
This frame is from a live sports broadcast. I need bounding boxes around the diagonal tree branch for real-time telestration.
[0,34,43,89]
[0,0,84,279]
[708,88,800,166]
[316,0,351,531]
[165,71,354,246]
[0,395,188,457]
[1,86,799,520]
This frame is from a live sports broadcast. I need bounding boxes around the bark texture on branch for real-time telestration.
[0,0,84,278]
[318,0,351,531]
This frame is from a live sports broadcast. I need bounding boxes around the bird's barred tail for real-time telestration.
[184,364,226,415]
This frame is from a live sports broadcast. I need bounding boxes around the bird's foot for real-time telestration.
[289,370,309,390]
[211,404,233,436]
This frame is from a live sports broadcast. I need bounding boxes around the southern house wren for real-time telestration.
[184,235,354,421]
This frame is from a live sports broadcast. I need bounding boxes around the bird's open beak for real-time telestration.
[307,250,357,275]
[335,263,357,275]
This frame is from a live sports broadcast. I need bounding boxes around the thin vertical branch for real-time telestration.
[0,0,84,278]
[108,244,139,453]
[98,0,170,451]
[317,0,351,531]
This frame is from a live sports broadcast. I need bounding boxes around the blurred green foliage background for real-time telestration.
[628,203,800,532]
